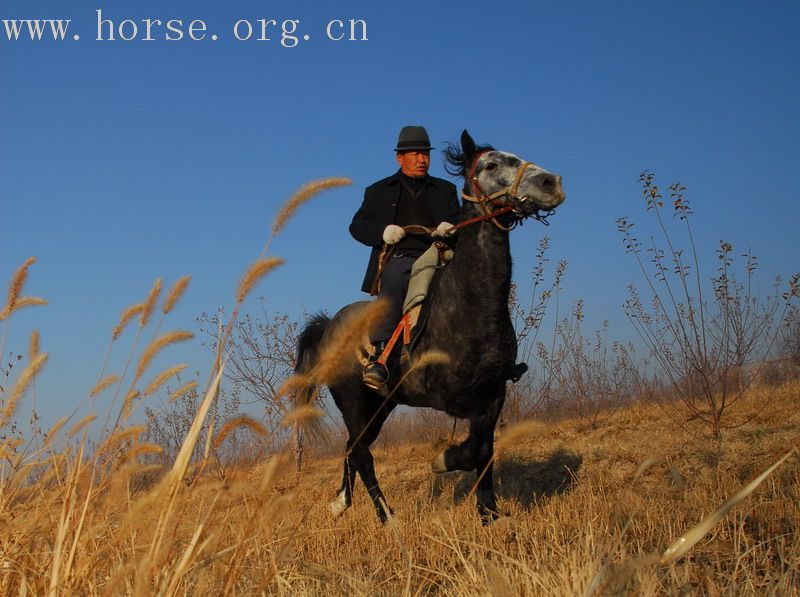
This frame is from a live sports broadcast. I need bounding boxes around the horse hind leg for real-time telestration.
[332,393,396,523]
[330,449,357,519]
[350,443,393,523]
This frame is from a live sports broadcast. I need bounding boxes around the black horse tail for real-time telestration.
[293,313,331,407]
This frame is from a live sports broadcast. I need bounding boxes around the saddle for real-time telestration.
[363,242,451,369]
[361,241,529,386]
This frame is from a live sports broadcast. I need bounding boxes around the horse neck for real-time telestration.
[442,204,513,315]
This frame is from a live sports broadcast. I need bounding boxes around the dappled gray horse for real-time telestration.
[295,130,565,522]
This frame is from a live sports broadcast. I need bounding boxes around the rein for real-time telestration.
[369,156,555,294]
[401,206,516,237]
[369,209,515,295]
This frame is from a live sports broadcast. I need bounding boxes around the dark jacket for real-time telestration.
[350,169,460,293]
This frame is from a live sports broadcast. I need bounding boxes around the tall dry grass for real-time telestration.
[2,176,799,595]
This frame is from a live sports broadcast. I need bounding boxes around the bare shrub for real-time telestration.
[617,172,800,438]
[198,300,299,424]
[781,305,800,367]
[506,237,568,420]
[524,301,643,426]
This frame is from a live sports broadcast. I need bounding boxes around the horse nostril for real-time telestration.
[540,174,556,193]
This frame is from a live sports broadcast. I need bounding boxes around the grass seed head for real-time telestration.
[212,416,268,450]
[29,329,40,358]
[313,300,387,386]
[1,256,35,318]
[136,331,194,379]
[236,257,284,304]
[2,353,48,427]
[145,364,188,397]
[67,414,98,438]
[272,177,352,235]
[170,380,198,401]
[163,275,191,314]
[140,278,163,327]
[113,303,145,340]
[0,296,48,320]
[90,374,119,398]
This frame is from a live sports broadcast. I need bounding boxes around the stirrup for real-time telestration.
[362,360,390,392]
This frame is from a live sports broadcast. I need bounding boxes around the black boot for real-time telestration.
[363,341,390,393]
[510,362,528,383]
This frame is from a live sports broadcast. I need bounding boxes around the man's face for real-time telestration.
[396,150,430,178]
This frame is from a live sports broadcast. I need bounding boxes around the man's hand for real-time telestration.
[382,224,406,245]
[432,221,456,238]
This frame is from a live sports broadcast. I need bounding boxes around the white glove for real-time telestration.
[432,221,455,238]
[382,224,406,245]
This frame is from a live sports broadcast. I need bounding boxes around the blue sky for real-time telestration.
[2,0,799,427]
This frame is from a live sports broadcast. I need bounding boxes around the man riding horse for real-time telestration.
[296,129,565,522]
[349,126,460,391]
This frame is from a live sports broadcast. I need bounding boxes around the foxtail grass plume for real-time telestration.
[406,350,451,373]
[282,403,328,445]
[277,372,313,401]
[122,389,140,419]
[96,425,147,456]
[312,300,388,386]
[67,414,97,438]
[90,374,119,398]
[237,257,284,304]
[660,448,796,564]
[1,256,36,320]
[120,442,163,462]
[495,420,550,457]
[162,275,191,314]
[212,416,268,450]
[272,177,352,235]
[140,278,163,327]
[170,380,197,401]
[113,303,145,340]
[145,364,188,397]
[43,416,68,446]
[281,404,324,428]
[1,352,48,427]
[0,296,48,320]
[29,329,40,358]
[136,331,193,378]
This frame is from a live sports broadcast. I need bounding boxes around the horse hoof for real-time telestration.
[329,491,349,519]
[479,507,505,526]
[431,451,447,474]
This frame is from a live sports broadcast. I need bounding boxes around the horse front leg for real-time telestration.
[472,419,500,522]
[473,388,506,522]
[431,430,478,473]
[431,389,505,522]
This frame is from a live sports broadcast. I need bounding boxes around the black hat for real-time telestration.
[395,126,434,152]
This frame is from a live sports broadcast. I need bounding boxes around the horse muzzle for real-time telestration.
[512,172,565,215]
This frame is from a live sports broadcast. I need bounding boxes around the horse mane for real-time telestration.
[442,141,495,177]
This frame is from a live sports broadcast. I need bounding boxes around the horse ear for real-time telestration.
[460,130,476,162]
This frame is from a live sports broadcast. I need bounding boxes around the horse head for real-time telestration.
[453,130,565,224]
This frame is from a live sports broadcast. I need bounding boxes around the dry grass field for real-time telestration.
[1,378,798,595]
[2,180,798,595]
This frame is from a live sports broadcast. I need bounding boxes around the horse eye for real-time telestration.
[484,162,498,171]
